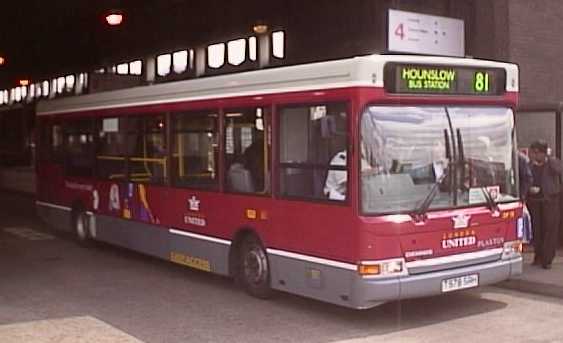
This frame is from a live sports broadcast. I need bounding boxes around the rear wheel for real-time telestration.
[73,211,90,245]
[238,235,272,299]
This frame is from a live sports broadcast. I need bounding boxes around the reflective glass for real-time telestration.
[360,106,518,214]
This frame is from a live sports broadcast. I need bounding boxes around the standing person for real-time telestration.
[527,140,562,269]
[518,151,533,244]
[518,151,533,201]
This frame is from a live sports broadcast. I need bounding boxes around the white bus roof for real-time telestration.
[37,54,519,116]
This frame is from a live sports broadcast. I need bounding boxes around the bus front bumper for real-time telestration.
[351,255,522,309]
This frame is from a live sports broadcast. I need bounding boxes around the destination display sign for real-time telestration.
[384,63,506,96]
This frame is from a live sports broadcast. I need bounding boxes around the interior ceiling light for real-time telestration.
[105,10,124,26]
[253,22,268,34]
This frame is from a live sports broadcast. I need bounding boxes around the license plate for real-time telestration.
[441,274,479,293]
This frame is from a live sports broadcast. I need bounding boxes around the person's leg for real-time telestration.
[542,197,560,268]
[529,200,544,264]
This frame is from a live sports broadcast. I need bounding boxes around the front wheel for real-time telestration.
[238,236,272,299]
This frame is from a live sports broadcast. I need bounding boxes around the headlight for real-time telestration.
[357,258,407,278]
[502,240,523,260]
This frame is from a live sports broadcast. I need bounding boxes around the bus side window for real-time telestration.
[278,102,348,201]
[224,107,270,194]
[96,117,127,181]
[64,119,95,177]
[172,110,219,189]
[127,115,168,184]
[51,124,64,163]
[37,121,62,163]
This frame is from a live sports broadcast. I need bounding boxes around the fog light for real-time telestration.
[357,258,406,278]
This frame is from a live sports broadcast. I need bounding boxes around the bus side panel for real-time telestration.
[95,214,170,260]
[268,253,389,309]
[93,213,231,276]
[89,181,234,276]
[36,203,73,233]
[36,162,65,204]
[268,253,353,307]
[162,189,277,252]
[35,162,52,203]
[270,201,358,262]
[168,230,230,276]
[57,177,96,212]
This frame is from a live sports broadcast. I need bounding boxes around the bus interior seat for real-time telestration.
[282,168,313,198]
[228,163,255,193]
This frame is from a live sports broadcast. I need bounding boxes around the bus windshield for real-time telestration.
[360,106,518,215]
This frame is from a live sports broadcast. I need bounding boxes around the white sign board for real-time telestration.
[388,9,465,57]
[468,186,500,205]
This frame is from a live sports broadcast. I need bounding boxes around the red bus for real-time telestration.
[35,54,522,309]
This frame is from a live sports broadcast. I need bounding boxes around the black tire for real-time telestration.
[238,235,272,299]
[73,210,90,245]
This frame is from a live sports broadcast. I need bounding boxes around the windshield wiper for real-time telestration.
[411,171,449,220]
[456,128,466,193]
[480,187,500,214]
[456,127,499,214]
[411,129,452,220]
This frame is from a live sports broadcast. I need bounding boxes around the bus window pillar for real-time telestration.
[557,102,563,160]
[25,89,34,104]
[195,47,206,77]
[75,74,85,95]
[258,34,270,69]
[145,55,156,84]
[49,80,56,99]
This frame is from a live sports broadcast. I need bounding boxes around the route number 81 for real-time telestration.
[474,72,490,92]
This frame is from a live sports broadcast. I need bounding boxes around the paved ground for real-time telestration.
[3,191,563,342]
[500,248,563,299]
[0,317,142,343]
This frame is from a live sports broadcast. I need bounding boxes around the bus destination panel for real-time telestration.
[384,63,506,96]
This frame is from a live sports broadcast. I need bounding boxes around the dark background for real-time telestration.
[0,1,473,88]
[1,1,563,110]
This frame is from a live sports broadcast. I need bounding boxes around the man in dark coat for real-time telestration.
[527,140,562,269]
[519,151,534,244]
[518,151,533,201]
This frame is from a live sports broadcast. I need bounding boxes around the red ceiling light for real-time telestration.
[0,56,5,66]
[19,79,30,86]
[105,10,124,26]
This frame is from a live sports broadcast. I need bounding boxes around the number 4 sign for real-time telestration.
[394,23,405,40]
[388,9,464,57]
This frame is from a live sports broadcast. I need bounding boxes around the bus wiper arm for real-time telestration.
[480,187,500,214]
[412,172,448,220]
[456,127,498,214]
[411,129,453,220]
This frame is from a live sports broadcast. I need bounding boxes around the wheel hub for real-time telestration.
[244,249,266,284]
[76,215,87,240]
